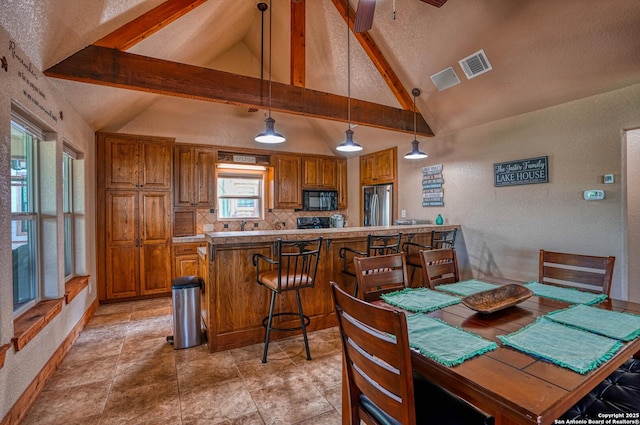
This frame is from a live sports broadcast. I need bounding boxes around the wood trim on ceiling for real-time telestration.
[44,45,433,136]
[330,0,415,111]
[94,0,207,50]
[290,0,306,87]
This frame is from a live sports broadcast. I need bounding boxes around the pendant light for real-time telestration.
[404,88,428,159]
[255,0,285,144]
[336,0,362,153]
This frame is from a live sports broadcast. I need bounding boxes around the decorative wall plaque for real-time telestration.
[494,156,548,187]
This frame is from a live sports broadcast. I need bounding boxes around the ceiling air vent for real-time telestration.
[430,67,461,92]
[459,49,492,79]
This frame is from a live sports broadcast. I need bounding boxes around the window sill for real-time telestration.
[12,298,64,351]
[0,343,10,369]
[65,275,90,304]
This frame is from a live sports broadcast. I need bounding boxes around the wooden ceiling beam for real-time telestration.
[330,0,415,110]
[44,45,433,136]
[290,0,306,87]
[94,0,207,50]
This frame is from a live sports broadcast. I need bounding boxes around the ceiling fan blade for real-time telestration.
[420,0,448,7]
[353,0,376,33]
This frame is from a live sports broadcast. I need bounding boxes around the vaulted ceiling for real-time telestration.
[2,0,640,154]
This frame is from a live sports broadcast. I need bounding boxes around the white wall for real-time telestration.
[626,129,640,302]
[396,83,640,301]
[0,27,97,420]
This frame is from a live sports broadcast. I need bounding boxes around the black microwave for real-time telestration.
[303,190,338,211]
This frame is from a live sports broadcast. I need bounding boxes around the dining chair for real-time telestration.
[252,237,322,363]
[330,282,491,425]
[538,249,615,296]
[403,228,457,286]
[339,233,402,296]
[419,247,460,289]
[353,252,409,302]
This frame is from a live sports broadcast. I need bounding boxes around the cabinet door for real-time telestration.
[193,147,214,206]
[360,154,376,185]
[375,149,396,182]
[105,191,139,298]
[337,159,348,209]
[321,158,337,189]
[302,157,321,187]
[139,192,172,295]
[104,137,139,189]
[139,139,173,190]
[175,254,199,277]
[274,155,302,209]
[173,145,194,207]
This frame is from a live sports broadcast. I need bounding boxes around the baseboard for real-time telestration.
[0,298,99,425]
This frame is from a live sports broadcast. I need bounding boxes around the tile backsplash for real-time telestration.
[196,209,349,233]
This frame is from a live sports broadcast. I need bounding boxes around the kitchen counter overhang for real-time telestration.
[202,224,459,352]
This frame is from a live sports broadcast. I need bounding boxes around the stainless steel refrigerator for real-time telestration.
[362,184,393,226]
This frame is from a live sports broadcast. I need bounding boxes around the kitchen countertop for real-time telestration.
[203,224,458,245]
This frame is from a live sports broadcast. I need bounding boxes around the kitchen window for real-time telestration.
[11,113,41,314]
[63,144,84,279]
[216,165,266,220]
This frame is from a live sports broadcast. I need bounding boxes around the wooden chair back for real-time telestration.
[353,253,409,302]
[419,248,459,289]
[538,249,615,296]
[330,282,417,425]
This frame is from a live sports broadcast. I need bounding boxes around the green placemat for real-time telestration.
[524,281,608,305]
[498,318,623,374]
[436,279,499,296]
[545,304,640,341]
[381,287,461,313]
[406,314,497,367]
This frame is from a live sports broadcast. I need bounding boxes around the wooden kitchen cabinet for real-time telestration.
[102,133,172,190]
[273,154,302,209]
[360,147,397,185]
[173,144,215,208]
[104,191,172,299]
[302,156,337,190]
[337,158,348,209]
[97,132,174,302]
[173,243,206,278]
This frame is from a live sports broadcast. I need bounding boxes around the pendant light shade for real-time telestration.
[404,88,427,159]
[405,139,428,159]
[255,1,285,144]
[255,117,285,144]
[337,128,362,152]
[336,0,362,153]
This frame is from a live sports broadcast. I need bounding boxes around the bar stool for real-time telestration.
[252,237,323,363]
[339,233,402,297]
[403,228,457,286]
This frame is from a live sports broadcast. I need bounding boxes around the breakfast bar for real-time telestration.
[202,224,459,352]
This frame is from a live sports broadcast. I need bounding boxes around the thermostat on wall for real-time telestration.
[583,190,605,200]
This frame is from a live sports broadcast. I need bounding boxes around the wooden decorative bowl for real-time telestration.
[462,284,533,314]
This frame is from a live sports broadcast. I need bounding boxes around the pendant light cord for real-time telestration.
[347,0,351,128]
[268,0,273,119]
[413,92,417,139]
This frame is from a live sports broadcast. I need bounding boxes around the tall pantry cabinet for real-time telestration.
[96,132,174,301]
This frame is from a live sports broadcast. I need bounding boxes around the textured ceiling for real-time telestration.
[2,0,640,151]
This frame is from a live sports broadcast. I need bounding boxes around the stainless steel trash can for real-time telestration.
[167,276,202,349]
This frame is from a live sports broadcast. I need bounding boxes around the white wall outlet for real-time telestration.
[401,209,406,218]
[203,224,214,232]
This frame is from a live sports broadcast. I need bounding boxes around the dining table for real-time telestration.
[340,277,640,425]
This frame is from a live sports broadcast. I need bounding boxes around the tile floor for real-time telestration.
[22,297,344,425]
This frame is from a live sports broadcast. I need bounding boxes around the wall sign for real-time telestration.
[422,164,444,206]
[494,156,548,187]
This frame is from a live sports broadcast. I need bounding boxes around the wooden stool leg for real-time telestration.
[296,289,311,361]
[262,290,277,363]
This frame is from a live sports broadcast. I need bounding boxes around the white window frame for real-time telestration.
[11,111,42,315]
[216,166,266,220]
